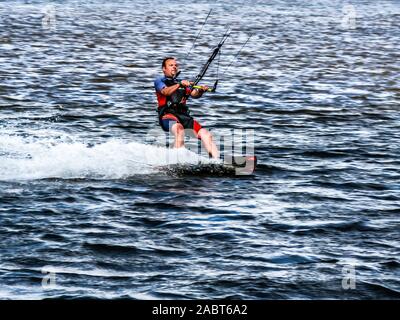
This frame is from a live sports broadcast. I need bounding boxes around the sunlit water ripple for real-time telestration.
[0,0,399,299]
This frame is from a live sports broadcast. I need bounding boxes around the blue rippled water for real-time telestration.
[0,0,399,299]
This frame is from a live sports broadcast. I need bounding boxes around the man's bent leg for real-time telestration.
[198,128,220,159]
[171,123,185,149]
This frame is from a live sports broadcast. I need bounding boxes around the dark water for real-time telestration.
[1,0,399,299]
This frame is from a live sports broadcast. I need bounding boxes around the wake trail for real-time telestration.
[0,134,213,181]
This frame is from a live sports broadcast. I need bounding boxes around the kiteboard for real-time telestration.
[161,155,257,176]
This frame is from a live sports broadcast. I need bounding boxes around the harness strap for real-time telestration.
[157,104,193,130]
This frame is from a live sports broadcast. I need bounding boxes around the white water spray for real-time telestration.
[0,133,210,181]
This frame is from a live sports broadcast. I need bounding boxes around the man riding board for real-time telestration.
[154,57,219,159]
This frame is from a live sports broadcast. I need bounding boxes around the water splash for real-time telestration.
[0,134,210,181]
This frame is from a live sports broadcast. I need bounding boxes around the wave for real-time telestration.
[0,133,211,181]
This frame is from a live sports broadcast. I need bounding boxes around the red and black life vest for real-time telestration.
[156,78,194,129]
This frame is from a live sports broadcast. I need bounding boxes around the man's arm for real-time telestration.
[155,77,181,96]
[155,78,208,98]
[160,83,180,96]
[190,85,209,99]
[162,80,199,97]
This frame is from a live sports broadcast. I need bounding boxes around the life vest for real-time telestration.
[156,78,194,129]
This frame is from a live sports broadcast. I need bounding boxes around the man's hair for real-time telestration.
[162,57,175,68]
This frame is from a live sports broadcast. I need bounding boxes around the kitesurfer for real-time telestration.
[154,57,219,159]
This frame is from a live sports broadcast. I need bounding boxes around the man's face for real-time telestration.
[163,59,179,78]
